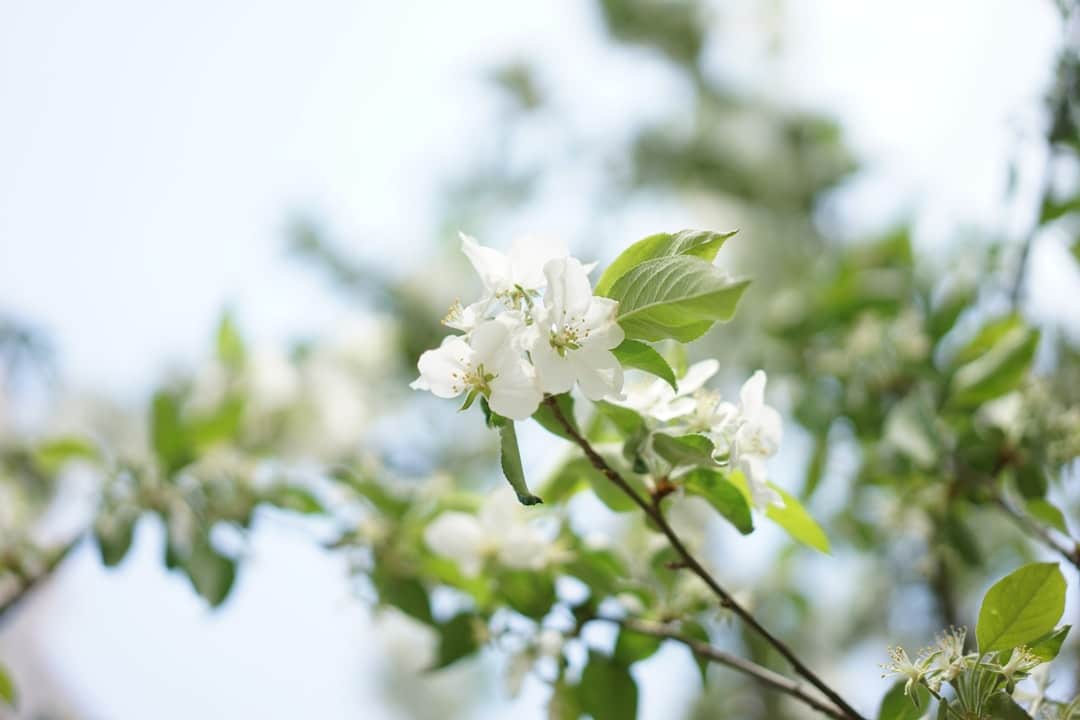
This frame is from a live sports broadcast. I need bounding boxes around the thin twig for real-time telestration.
[0,536,82,624]
[594,615,849,720]
[542,396,867,720]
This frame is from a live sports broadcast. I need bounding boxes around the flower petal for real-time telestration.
[530,338,576,395]
[509,235,568,290]
[543,257,593,320]
[677,359,720,397]
[415,335,473,398]
[739,369,767,418]
[569,347,624,401]
[460,232,512,294]
[423,511,487,576]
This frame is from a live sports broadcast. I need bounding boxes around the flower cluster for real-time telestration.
[618,361,784,508]
[411,234,625,419]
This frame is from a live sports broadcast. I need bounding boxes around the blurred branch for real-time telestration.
[994,489,1080,570]
[541,395,867,720]
[595,615,849,720]
[0,536,81,624]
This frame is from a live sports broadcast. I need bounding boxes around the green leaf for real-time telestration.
[272,486,324,514]
[683,468,753,534]
[984,692,1033,719]
[183,534,237,608]
[976,562,1066,653]
[33,436,100,474]
[611,339,678,390]
[652,433,716,467]
[877,680,929,720]
[372,569,434,625]
[94,513,138,568]
[1026,498,1069,535]
[608,255,750,342]
[431,612,481,670]
[0,662,16,708]
[151,390,192,476]
[498,421,542,505]
[1072,239,1080,264]
[1028,625,1071,662]
[729,472,830,553]
[548,680,584,720]
[216,311,247,370]
[532,393,579,442]
[579,651,638,720]
[595,229,737,297]
[614,628,662,665]
[499,570,556,619]
[594,401,645,436]
[948,318,1039,407]
[681,620,711,685]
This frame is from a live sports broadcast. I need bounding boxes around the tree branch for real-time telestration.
[0,536,81,624]
[541,395,867,720]
[595,615,849,720]
[994,490,1080,570]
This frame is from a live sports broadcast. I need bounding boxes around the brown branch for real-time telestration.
[0,536,82,624]
[541,396,867,720]
[595,615,849,720]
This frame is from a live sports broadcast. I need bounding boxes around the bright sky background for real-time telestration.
[0,1,1072,718]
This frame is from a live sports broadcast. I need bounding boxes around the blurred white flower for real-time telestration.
[727,371,784,509]
[457,233,569,327]
[411,319,542,420]
[422,487,554,576]
[528,257,625,400]
[616,359,719,423]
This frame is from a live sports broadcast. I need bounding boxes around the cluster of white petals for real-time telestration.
[422,487,558,575]
[619,362,784,509]
[411,234,625,419]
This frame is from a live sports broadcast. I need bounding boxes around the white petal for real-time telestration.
[509,235,568,290]
[543,257,593,320]
[530,338,576,395]
[489,363,543,420]
[581,297,624,350]
[460,232,512,294]
[470,319,513,365]
[738,456,782,509]
[739,370,767,418]
[415,336,473,398]
[423,512,487,575]
[570,347,624,401]
[651,395,696,422]
[677,359,720,397]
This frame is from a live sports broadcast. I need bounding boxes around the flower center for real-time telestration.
[549,320,587,357]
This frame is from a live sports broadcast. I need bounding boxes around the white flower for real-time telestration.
[527,257,625,400]
[411,319,542,420]
[727,370,784,509]
[882,646,934,698]
[422,487,555,576]
[617,359,720,422]
[454,233,570,329]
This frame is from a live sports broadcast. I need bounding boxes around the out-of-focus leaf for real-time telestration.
[548,680,584,720]
[550,454,646,513]
[611,339,678,390]
[730,472,830,553]
[94,513,137,568]
[682,620,710,685]
[0,662,16,708]
[652,433,716,467]
[802,433,828,499]
[334,469,411,519]
[976,562,1066,653]
[498,421,542,506]
[929,286,974,341]
[372,569,434,626]
[216,311,246,370]
[595,229,736,297]
[532,393,579,442]
[876,680,929,720]
[183,534,237,608]
[151,390,192,476]
[594,401,645,436]
[190,396,245,448]
[579,651,638,720]
[683,468,753,534]
[984,692,1033,719]
[33,437,99,474]
[608,255,749,342]
[431,612,481,670]
[564,546,626,595]
[948,322,1039,408]
[272,486,324,515]
[614,627,662,665]
[499,570,556,620]
[942,511,982,567]
[1026,498,1069,535]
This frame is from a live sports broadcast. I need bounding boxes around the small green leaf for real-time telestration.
[976,562,1066,653]
[151,390,192,477]
[594,401,645,436]
[948,320,1038,408]
[611,339,678,390]
[802,433,828,499]
[729,472,830,553]
[614,628,662,665]
[33,436,100,474]
[94,513,138,568]
[1026,498,1069,535]
[595,229,737,297]
[0,662,16,708]
[548,680,584,720]
[183,534,237,608]
[431,612,481,670]
[608,255,750,342]
[652,433,716,467]
[1028,625,1071,662]
[984,692,1033,719]
[499,570,556,619]
[1072,239,1080,264]
[877,680,929,720]
[532,393,579,441]
[372,569,434,625]
[579,651,638,720]
[216,311,247,370]
[683,468,753,534]
[498,421,542,505]
[272,486,324,514]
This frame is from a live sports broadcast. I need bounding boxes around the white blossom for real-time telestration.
[422,487,555,576]
[527,257,625,400]
[411,318,542,420]
[727,370,784,509]
[617,359,720,423]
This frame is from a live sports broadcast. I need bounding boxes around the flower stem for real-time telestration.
[541,395,867,720]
